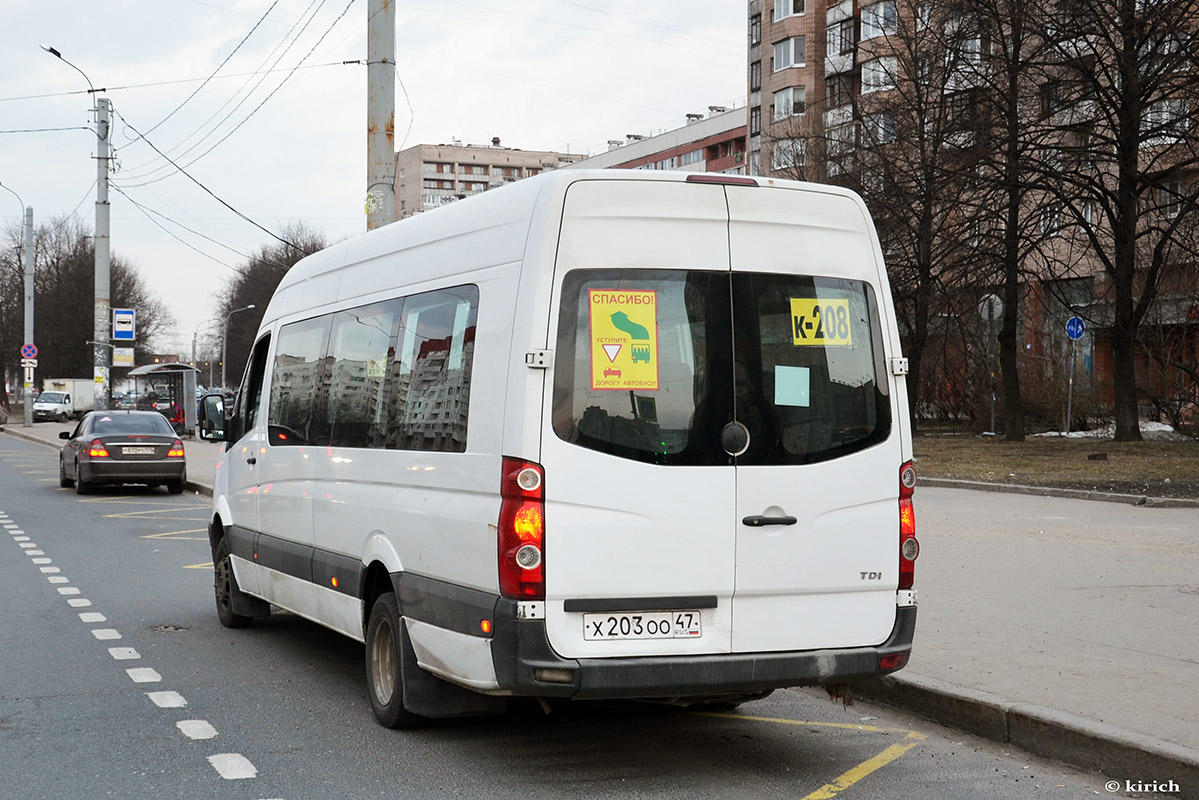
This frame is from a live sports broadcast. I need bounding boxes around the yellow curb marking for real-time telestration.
[140,528,208,541]
[699,712,926,799]
[185,562,214,570]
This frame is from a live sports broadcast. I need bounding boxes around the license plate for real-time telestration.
[583,611,702,641]
[122,446,155,456]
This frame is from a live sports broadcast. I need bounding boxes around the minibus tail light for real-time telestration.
[899,461,918,590]
[88,439,110,458]
[499,457,545,599]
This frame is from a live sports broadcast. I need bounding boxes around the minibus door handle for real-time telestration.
[246,456,257,465]
[742,514,797,527]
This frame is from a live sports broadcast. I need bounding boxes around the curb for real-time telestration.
[920,477,1199,508]
[852,673,1199,799]
[0,425,213,498]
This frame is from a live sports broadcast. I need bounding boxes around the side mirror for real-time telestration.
[59,431,71,440]
[197,393,227,442]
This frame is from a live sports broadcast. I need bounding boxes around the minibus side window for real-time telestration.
[384,286,479,452]
[268,317,331,446]
[322,300,402,449]
[232,334,271,443]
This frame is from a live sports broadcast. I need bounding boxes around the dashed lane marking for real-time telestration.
[91,629,122,640]
[126,667,163,683]
[108,648,140,660]
[147,691,188,708]
[177,720,218,740]
[207,753,258,780]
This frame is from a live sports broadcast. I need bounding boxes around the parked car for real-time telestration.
[58,410,187,495]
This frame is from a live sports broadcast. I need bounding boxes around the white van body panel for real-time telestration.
[540,179,736,659]
[724,184,903,652]
[209,170,916,715]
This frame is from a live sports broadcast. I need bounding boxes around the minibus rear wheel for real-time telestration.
[365,592,425,729]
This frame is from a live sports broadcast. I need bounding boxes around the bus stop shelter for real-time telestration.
[127,363,199,435]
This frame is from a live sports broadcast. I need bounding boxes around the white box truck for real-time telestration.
[197,170,919,728]
[35,378,95,422]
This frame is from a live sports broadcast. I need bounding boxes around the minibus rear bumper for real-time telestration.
[490,602,916,700]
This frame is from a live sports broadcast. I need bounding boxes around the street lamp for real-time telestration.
[193,319,220,388]
[1,181,35,427]
[222,305,256,390]
[42,43,112,410]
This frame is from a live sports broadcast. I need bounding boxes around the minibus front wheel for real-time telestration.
[214,538,252,629]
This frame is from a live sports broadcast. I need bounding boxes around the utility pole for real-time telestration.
[94,96,112,411]
[365,0,396,230]
[22,205,34,427]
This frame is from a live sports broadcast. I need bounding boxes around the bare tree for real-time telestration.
[820,0,1000,431]
[217,222,328,387]
[0,216,174,385]
[1042,0,1199,439]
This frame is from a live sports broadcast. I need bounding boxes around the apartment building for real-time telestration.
[564,107,748,173]
[747,0,827,178]
[394,140,583,219]
[746,0,1199,427]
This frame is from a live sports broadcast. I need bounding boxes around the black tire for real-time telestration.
[59,458,73,488]
[214,538,253,628]
[166,479,185,495]
[73,462,91,495]
[365,592,425,729]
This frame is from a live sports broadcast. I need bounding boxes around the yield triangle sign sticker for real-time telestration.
[602,343,621,363]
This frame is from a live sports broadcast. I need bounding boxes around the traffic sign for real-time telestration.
[978,294,1003,323]
[1065,317,1086,340]
[21,343,37,359]
[113,308,136,341]
[21,358,37,368]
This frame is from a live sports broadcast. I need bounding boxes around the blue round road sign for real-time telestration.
[1065,317,1086,340]
[21,343,37,359]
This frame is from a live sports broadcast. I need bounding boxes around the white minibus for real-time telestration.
[199,169,919,727]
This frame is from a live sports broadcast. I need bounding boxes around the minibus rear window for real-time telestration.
[553,269,891,466]
[552,269,734,466]
[731,274,891,465]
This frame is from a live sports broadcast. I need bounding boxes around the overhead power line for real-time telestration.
[112,108,300,250]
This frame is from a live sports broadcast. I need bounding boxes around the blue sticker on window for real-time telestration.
[775,366,810,407]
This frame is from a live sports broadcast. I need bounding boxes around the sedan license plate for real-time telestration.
[122,446,155,456]
[583,610,702,641]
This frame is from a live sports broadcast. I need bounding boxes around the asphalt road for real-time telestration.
[0,433,1174,800]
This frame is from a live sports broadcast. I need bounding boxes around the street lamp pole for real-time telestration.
[222,305,256,390]
[42,44,112,411]
[1,181,35,427]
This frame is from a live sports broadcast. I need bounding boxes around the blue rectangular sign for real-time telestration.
[112,308,135,341]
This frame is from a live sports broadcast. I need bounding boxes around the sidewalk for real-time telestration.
[3,419,1197,797]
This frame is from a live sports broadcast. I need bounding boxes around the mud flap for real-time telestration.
[229,577,271,618]
[399,618,506,719]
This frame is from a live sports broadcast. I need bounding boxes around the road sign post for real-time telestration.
[1065,317,1085,434]
[20,344,38,428]
[978,294,1003,435]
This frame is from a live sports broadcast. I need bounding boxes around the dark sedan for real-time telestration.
[59,410,187,494]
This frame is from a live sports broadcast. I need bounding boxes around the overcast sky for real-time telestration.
[1,0,746,359]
